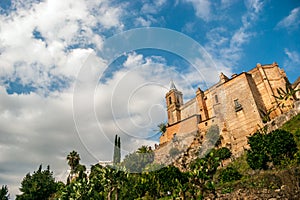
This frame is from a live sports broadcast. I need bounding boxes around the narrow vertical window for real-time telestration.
[215,95,218,103]
[169,96,172,104]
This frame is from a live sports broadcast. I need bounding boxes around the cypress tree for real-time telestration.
[117,136,121,163]
[113,135,121,164]
[113,135,117,164]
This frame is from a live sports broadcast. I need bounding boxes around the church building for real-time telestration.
[159,62,295,155]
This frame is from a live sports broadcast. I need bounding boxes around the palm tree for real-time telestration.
[137,145,152,154]
[67,150,80,183]
[273,84,300,109]
[157,122,166,135]
[67,150,80,172]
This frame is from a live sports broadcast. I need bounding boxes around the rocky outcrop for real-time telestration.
[154,131,199,167]
[264,101,300,133]
[154,130,218,171]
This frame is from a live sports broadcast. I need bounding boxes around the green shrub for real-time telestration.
[215,147,231,160]
[246,129,298,170]
[246,150,269,170]
[268,129,297,165]
[218,167,242,183]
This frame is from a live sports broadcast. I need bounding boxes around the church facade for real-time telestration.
[159,62,295,155]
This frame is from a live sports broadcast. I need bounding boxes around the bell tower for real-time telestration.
[166,80,183,125]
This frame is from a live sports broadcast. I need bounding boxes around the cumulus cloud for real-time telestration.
[276,7,300,31]
[0,0,124,95]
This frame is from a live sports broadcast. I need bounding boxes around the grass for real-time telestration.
[281,113,300,134]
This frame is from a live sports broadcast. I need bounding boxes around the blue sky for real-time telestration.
[0,0,299,198]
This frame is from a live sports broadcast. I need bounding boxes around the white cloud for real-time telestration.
[245,0,263,14]
[220,0,238,9]
[204,0,263,69]
[0,0,124,95]
[134,17,153,27]
[0,86,82,197]
[283,48,300,72]
[276,7,300,31]
[184,0,211,21]
[141,0,167,14]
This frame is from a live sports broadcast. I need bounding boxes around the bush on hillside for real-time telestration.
[247,129,298,170]
[218,166,242,183]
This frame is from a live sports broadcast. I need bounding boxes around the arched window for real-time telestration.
[169,96,172,104]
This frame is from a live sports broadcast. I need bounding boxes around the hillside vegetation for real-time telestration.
[213,113,300,199]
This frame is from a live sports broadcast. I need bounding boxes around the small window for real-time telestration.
[234,99,243,112]
[215,95,218,103]
[172,133,177,142]
[169,96,172,104]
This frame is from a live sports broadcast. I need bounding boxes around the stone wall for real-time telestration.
[248,63,289,118]
[222,73,264,154]
[160,114,200,144]
[180,98,198,120]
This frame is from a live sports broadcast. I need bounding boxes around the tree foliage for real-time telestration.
[214,147,232,160]
[16,146,237,199]
[0,185,9,200]
[16,165,58,200]
[157,122,166,135]
[188,147,232,198]
[122,146,154,173]
[247,129,298,170]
